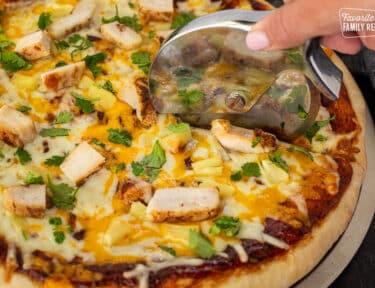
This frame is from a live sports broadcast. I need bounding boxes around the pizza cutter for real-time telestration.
[148,9,343,139]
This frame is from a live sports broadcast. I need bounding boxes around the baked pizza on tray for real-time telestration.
[0,0,367,287]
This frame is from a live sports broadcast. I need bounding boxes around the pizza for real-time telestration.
[0,0,367,288]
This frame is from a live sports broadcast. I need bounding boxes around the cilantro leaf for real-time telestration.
[287,145,313,160]
[171,13,196,29]
[55,61,67,68]
[17,105,31,113]
[0,51,32,72]
[131,51,151,74]
[148,30,155,39]
[37,12,52,30]
[297,104,308,119]
[40,128,70,137]
[24,172,44,185]
[119,15,142,32]
[53,111,73,124]
[55,40,69,50]
[315,134,327,142]
[269,151,289,172]
[47,176,77,211]
[110,162,125,174]
[107,128,132,147]
[15,148,31,165]
[284,85,307,113]
[131,140,166,181]
[44,154,66,166]
[0,40,14,50]
[188,229,215,259]
[92,138,105,148]
[173,67,203,89]
[84,52,107,77]
[251,136,261,148]
[49,217,62,226]
[305,116,335,142]
[71,92,95,113]
[209,216,241,237]
[68,34,92,59]
[159,245,176,257]
[230,170,242,181]
[101,80,116,94]
[286,48,304,67]
[241,162,261,177]
[167,123,190,133]
[178,89,203,107]
[53,230,65,244]
[128,2,135,9]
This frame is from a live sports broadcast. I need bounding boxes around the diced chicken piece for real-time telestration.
[48,0,96,39]
[15,31,51,61]
[211,119,277,154]
[120,179,153,205]
[41,61,85,91]
[100,22,142,50]
[3,185,46,218]
[147,187,220,223]
[139,0,174,22]
[119,77,157,128]
[60,141,105,185]
[0,105,37,147]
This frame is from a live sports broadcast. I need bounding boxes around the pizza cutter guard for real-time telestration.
[148,10,343,139]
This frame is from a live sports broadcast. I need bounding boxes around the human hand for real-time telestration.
[246,0,375,54]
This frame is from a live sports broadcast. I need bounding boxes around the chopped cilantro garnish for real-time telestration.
[131,140,166,181]
[71,92,95,113]
[315,134,327,142]
[287,145,313,160]
[0,51,32,72]
[53,111,73,124]
[17,105,31,113]
[173,67,203,89]
[44,154,66,166]
[251,136,261,148]
[297,105,308,119]
[171,13,196,29]
[110,162,125,174]
[178,89,203,107]
[101,80,116,94]
[49,217,62,226]
[305,116,335,142]
[47,176,77,211]
[55,40,69,50]
[40,128,70,137]
[68,34,92,59]
[130,51,151,74]
[189,229,215,259]
[209,216,241,237]
[286,48,304,67]
[230,170,242,181]
[92,138,105,148]
[107,128,132,147]
[159,245,176,257]
[15,148,31,165]
[102,6,142,31]
[84,52,107,77]
[37,12,52,30]
[167,122,190,133]
[24,172,44,185]
[55,61,67,68]
[241,162,262,177]
[269,151,289,172]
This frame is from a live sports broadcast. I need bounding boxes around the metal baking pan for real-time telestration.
[295,109,375,287]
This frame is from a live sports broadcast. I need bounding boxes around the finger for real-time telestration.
[358,31,375,51]
[246,0,342,51]
[321,34,362,55]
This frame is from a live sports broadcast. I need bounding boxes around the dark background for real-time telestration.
[263,1,375,287]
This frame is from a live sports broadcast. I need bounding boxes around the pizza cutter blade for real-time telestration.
[148,9,343,139]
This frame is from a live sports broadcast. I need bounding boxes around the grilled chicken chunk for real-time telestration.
[15,31,51,61]
[48,0,96,39]
[120,179,153,206]
[3,185,46,218]
[60,141,105,185]
[139,0,174,22]
[41,61,85,90]
[0,105,37,147]
[101,22,142,50]
[211,119,277,154]
[147,187,220,223]
[3,0,36,9]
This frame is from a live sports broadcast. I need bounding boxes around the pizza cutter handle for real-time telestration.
[305,38,343,101]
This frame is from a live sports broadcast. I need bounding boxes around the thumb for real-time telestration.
[246,0,341,50]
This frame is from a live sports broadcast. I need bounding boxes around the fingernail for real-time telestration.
[246,31,270,51]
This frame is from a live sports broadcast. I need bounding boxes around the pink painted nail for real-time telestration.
[246,31,270,51]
